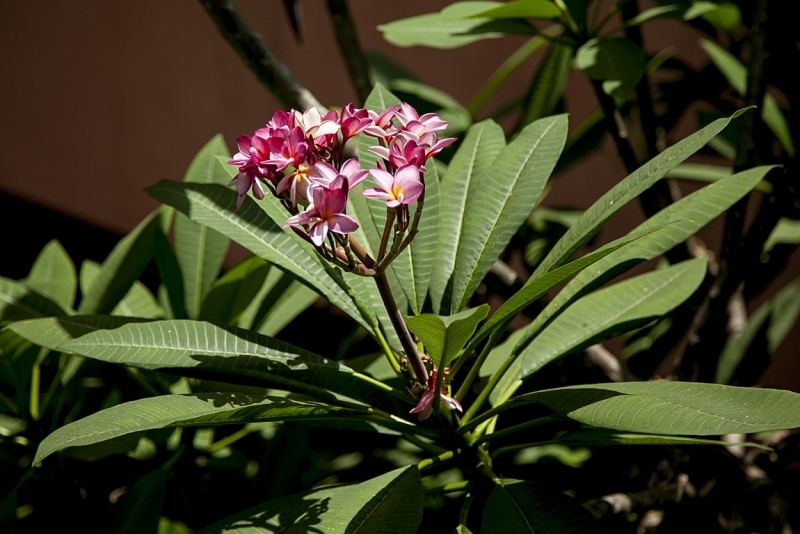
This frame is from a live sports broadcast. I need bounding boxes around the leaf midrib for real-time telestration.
[458,118,559,309]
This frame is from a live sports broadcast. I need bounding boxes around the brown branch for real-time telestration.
[198,0,323,111]
[678,0,770,381]
[326,0,372,106]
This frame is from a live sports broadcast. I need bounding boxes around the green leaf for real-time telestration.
[518,43,573,128]
[35,392,366,462]
[692,3,740,32]
[405,305,489,366]
[683,1,720,20]
[58,319,349,377]
[25,240,76,311]
[80,260,163,319]
[8,315,149,352]
[519,257,707,379]
[200,255,270,325]
[482,382,800,436]
[626,5,680,26]
[378,2,535,49]
[0,276,67,322]
[104,469,166,534]
[533,110,751,278]
[482,480,602,533]
[766,277,800,354]
[717,276,800,384]
[700,40,795,156]
[451,114,567,312]
[470,227,666,352]
[552,429,770,450]
[198,466,423,534]
[77,210,163,315]
[239,268,318,336]
[431,119,505,314]
[154,226,186,319]
[145,180,370,331]
[575,38,645,98]
[174,135,233,318]
[488,166,775,403]
[469,0,561,20]
[764,218,800,252]
[716,301,771,385]
[112,281,163,319]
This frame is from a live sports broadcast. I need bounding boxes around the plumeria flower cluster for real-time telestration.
[227,103,455,274]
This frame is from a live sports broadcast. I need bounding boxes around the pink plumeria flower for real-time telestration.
[368,135,427,170]
[362,165,423,208]
[363,105,400,139]
[309,159,369,190]
[394,103,448,135]
[266,126,308,172]
[283,185,358,246]
[293,107,341,139]
[228,134,274,209]
[265,110,295,132]
[339,104,372,141]
[409,370,462,421]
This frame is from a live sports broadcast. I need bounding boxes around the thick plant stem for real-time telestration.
[198,0,324,112]
[374,272,429,383]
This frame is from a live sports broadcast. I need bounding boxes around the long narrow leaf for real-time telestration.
[482,480,602,533]
[145,180,369,331]
[452,115,567,312]
[431,119,505,314]
[77,210,164,315]
[533,109,750,277]
[198,466,423,534]
[174,135,233,318]
[0,277,67,322]
[470,382,800,436]
[519,257,707,379]
[35,393,366,463]
[24,240,76,311]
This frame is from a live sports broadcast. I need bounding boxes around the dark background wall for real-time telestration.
[1,0,797,387]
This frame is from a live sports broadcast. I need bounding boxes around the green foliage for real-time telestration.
[405,305,489,367]
[199,466,423,533]
[575,38,646,98]
[482,480,603,533]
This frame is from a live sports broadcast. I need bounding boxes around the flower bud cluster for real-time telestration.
[227,103,455,272]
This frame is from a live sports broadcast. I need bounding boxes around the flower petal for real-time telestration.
[328,214,358,234]
[368,167,395,192]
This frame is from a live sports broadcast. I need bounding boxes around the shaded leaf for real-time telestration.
[25,240,76,311]
[198,466,423,534]
[481,382,800,436]
[105,469,166,534]
[701,40,795,156]
[77,210,163,315]
[174,135,233,318]
[36,393,366,462]
[575,38,646,98]
[200,255,270,325]
[764,218,800,252]
[0,276,67,322]
[482,480,602,533]
[553,428,770,450]
[154,226,186,319]
[518,43,573,128]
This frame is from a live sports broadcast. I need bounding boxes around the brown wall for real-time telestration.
[1,1,798,386]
